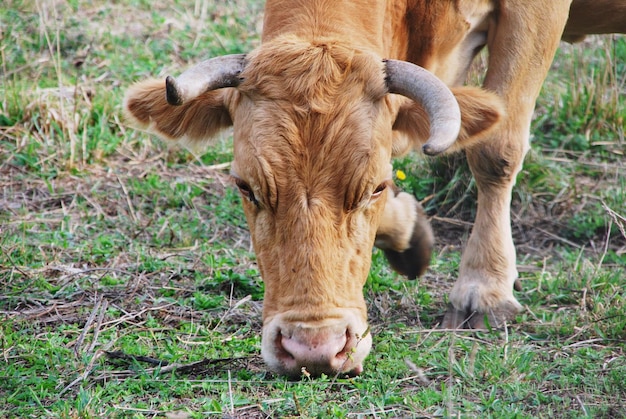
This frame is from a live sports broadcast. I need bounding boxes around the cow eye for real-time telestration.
[371,182,388,200]
[234,178,259,206]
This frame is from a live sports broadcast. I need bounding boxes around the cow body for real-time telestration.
[124,0,626,377]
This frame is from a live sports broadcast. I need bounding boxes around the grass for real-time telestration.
[1,1,625,417]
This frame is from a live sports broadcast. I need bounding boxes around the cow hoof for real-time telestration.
[440,300,521,330]
[382,202,434,279]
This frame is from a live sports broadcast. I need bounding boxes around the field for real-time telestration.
[1,1,625,417]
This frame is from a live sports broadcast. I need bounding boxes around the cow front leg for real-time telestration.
[443,139,526,328]
[442,1,572,329]
[375,186,434,279]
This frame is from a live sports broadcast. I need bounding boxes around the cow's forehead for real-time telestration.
[238,35,388,106]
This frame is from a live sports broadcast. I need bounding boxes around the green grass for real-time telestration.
[1,1,625,417]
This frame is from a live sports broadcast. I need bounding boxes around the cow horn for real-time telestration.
[165,54,247,106]
[385,59,461,156]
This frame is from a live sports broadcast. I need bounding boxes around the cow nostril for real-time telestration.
[334,329,354,359]
[275,331,295,361]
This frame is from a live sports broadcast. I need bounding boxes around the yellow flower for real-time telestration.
[396,169,407,181]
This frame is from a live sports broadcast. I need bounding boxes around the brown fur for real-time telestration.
[392,86,505,156]
[124,0,626,375]
[376,191,434,279]
[123,79,233,145]
[563,0,626,43]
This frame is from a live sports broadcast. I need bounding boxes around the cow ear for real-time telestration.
[392,86,504,156]
[123,78,234,145]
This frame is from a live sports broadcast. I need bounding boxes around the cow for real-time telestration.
[123,0,626,377]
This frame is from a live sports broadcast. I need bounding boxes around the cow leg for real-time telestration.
[375,185,434,279]
[443,1,573,329]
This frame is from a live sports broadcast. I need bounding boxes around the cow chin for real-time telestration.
[261,309,372,378]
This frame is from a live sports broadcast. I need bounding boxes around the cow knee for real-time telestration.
[375,191,434,279]
[466,133,529,188]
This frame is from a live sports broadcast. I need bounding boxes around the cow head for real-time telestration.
[124,36,503,377]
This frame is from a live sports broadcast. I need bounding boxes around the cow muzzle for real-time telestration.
[261,310,372,378]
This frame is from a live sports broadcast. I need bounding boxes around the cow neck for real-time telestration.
[260,0,398,57]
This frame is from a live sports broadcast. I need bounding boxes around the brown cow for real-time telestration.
[124,0,626,377]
